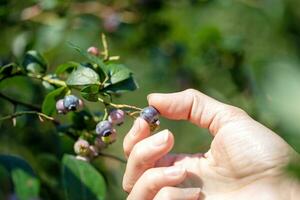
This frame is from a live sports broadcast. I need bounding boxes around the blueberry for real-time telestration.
[56,99,67,114]
[63,95,80,111]
[95,120,113,137]
[140,106,159,124]
[101,130,117,144]
[87,46,99,56]
[108,109,125,125]
[74,139,90,156]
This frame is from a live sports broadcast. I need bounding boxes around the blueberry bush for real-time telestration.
[1,0,300,199]
[0,33,162,200]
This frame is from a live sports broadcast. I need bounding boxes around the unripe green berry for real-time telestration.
[87,46,99,56]
[74,139,90,156]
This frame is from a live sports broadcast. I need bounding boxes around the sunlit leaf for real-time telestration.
[66,65,100,86]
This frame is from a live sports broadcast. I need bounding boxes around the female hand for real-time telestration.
[122,89,299,200]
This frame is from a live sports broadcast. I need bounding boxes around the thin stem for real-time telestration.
[0,92,41,111]
[101,33,109,61]
[98,97,142,111]
[0,111,58,124]
[28,74,66,87]
[97,152,126,164]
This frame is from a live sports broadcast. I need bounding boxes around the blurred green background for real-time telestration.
[1,0,300,199]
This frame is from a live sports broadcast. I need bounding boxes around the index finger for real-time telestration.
[147,89,249,136]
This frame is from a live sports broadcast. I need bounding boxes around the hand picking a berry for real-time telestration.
[123,89,300,200]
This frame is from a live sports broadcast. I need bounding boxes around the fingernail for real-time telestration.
[164,166,185,176]
[130,118,141,136]
[152,130,169,146]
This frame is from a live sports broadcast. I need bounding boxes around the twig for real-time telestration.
[0,92,41,111]
[0,111,58,125]
[97,152,126,164]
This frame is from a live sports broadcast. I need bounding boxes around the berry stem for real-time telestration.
[97,97,142,111]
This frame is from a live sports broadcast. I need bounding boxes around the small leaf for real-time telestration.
[42,87,68,116]
[103,64,132,85]
[66,65,100,86]
[0,154,40,200]
[22,50,47,75]
[62,154,106,200]
[55,61,80,75]
[102,76,138,94]
[80,85,100,102]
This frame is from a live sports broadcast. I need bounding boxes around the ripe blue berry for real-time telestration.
[74,139,90,156]
[95,120,113,137]
[140,106,159,124]
[108,109,125,125]
[63,95,80,111]
[56,99,67,114]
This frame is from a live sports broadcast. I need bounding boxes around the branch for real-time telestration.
[97,152,127,164]
[0,92,41,111]
[0,111,59,125]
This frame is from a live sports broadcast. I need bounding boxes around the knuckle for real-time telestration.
[184,88,198,97]
[224,105,247,117]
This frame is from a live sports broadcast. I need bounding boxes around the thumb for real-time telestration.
[148,89,249,136]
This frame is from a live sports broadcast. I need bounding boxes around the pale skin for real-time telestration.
[122,89,300,200]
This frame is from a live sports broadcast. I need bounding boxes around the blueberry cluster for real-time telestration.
[73,109,125,161]
[56,95,83,114]
[71,105,160,161]
[140,106,160,132]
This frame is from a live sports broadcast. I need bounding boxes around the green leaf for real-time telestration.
[103,64,132,85]
[102,76,138,94]
[55,61,80,75]
[80,85,100,102]
[0,154,40,200]
[66,65,100,86]
[42,87,68,116]
[22,50,47,75]
[68,43,107,81]
[62,154,106,200]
